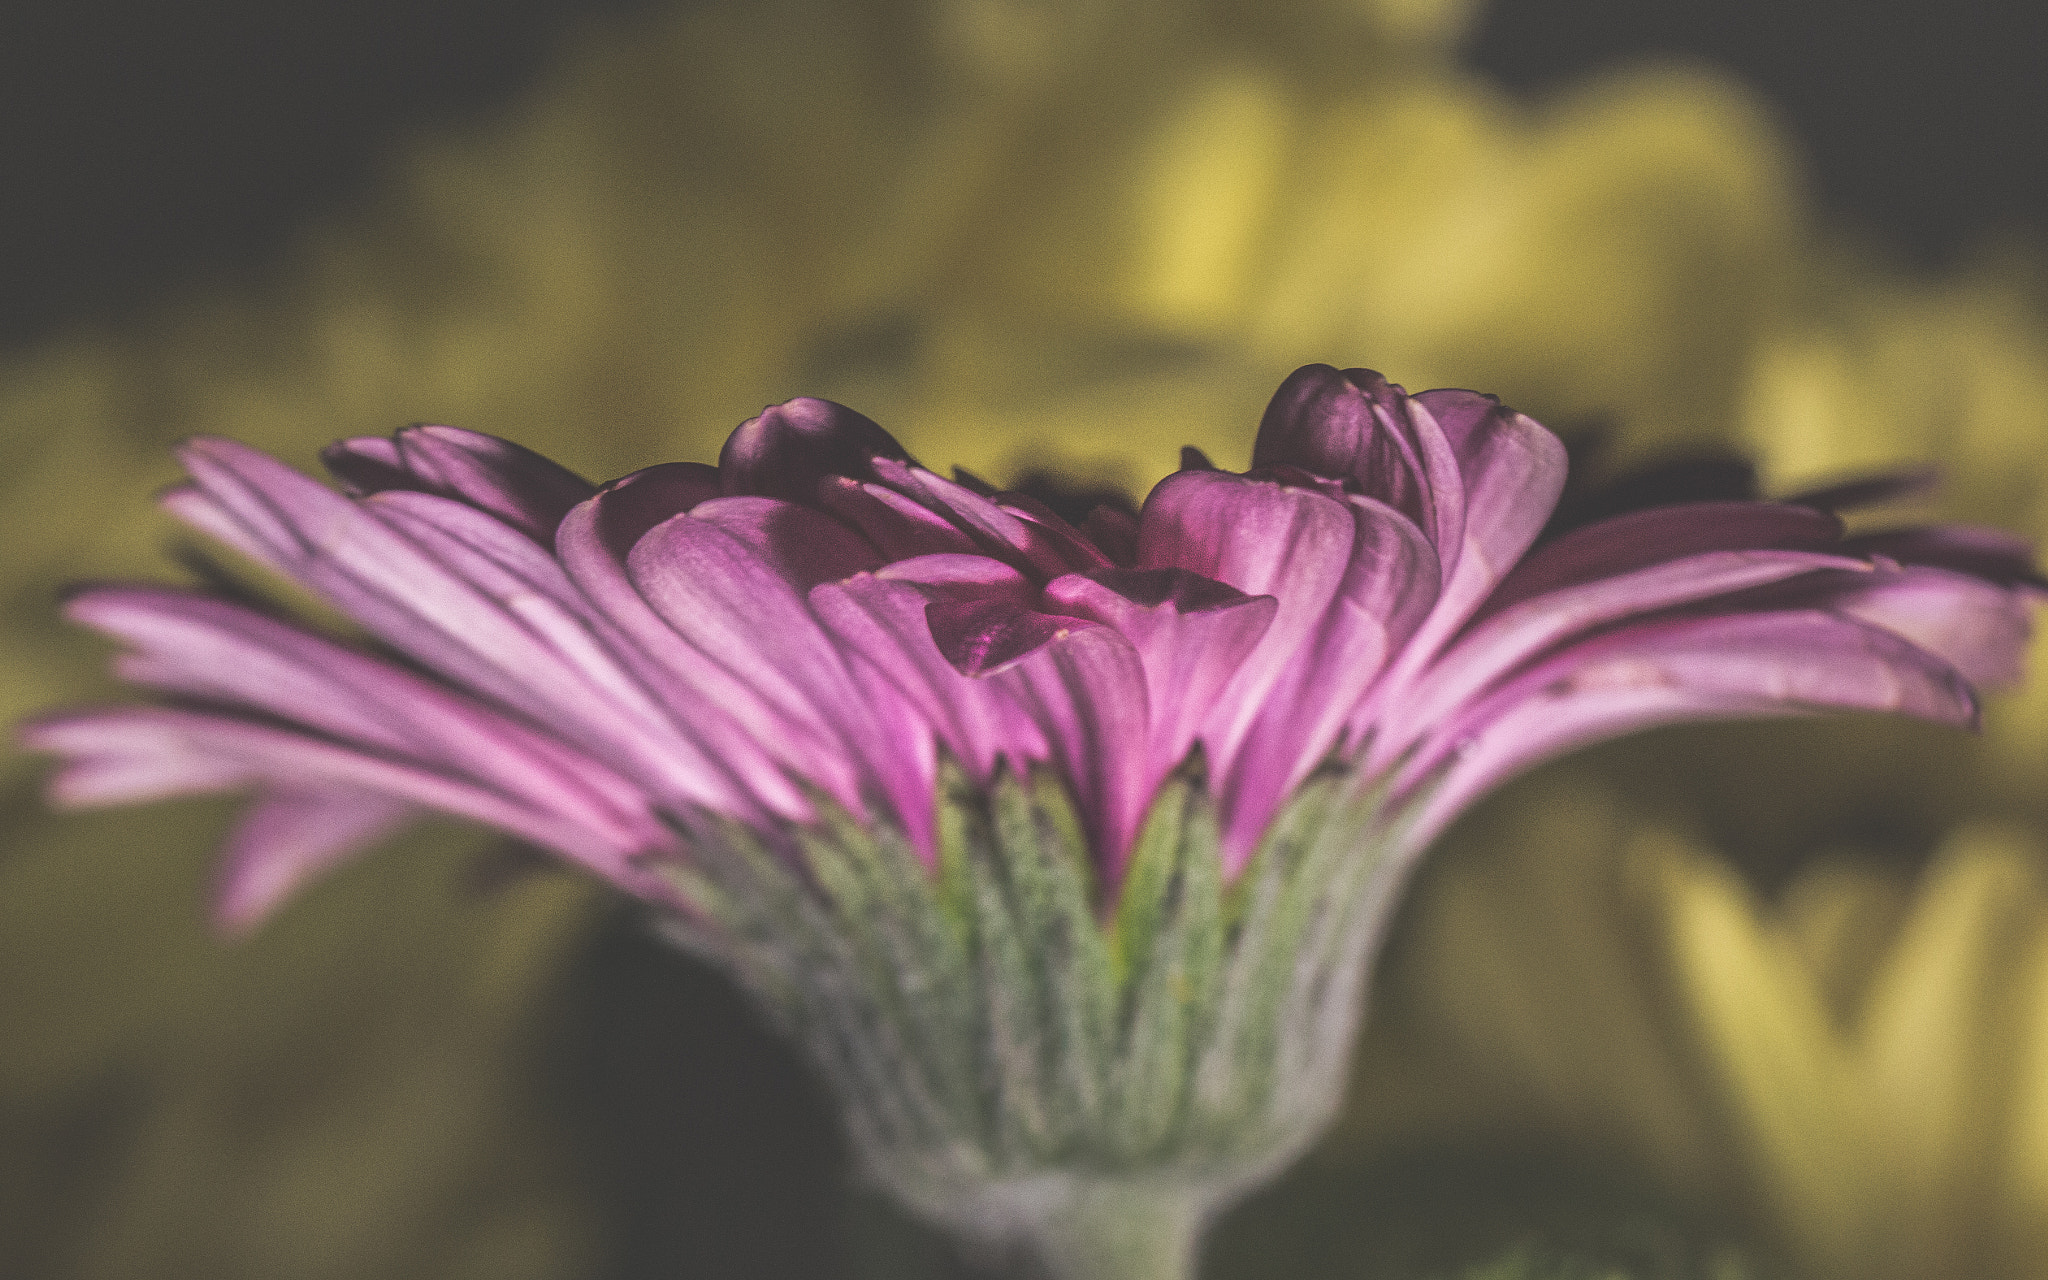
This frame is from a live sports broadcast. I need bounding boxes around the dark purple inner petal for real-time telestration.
[925,597,1093,677]
[718,397,912,502]
[1083,566,1250,612]
[586,462,722,559]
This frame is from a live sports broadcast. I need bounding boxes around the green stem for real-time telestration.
[1016,1181,1207,1280]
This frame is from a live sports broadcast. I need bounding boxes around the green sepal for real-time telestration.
[649,753,1408,1271]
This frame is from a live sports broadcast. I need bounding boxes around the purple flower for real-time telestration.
[24,366,2041,931]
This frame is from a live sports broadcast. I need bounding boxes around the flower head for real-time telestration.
[22,364,2039,1275]
[29,365,2033,924]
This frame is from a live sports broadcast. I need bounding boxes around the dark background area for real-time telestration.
[0,0,2044,348]
[3,2,2042,1276]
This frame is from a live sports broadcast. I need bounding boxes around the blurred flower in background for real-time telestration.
[3,0,2046,1277]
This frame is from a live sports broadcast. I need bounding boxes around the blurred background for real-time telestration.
[3,1,2047,1276]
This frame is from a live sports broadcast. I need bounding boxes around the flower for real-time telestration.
[24,364,2038,1279]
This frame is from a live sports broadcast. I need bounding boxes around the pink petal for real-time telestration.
[322,426,597,543]
[1845,525,2048,589]
[878,459,1092,578]
[991,626,1151,883]
[1482,501,1845,617]
[557,493,815,817]
[1039,567,1278,782]
[390,425,598,541]
[926,598,1096,677]
[66,586,674,834]
[1251,365,1465,570]
[1213,495,1440,867]
[815,476,980,561]
[214,789,418,933]
[627,509,927,824]
[684,495,882,588]
[1830,565,2036,689]
[25,707,672,886]
[811,570,1049,784]
[581,462,723,558]
[1137,469,1370,768]
[364,491,750,809]
[719,397,912,502]
[1371,548,1866,770]
[1398,609,1980,850]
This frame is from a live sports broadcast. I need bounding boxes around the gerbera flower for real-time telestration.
[24,364,2037,1279]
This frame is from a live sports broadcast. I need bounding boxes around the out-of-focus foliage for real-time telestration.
[3,0,2047,1276]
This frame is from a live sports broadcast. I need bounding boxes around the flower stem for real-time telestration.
[1013,1182,1206,1280]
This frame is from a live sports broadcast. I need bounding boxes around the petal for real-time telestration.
[214,789,417,933]
[1484,501,1845,616]
[1844,525,2048,590]
[628,509,928,819]
[1830,565,2036,689]
[991,626,1152,882]
[1411,387,1568,631]
[365,491,750,809]
[1371,548,1867,770]
[24,707,672,885]
[322,426,597,543]
[1137,469,1368,767]
[556,495,813,819]
[390,425,598,541]
[876,459,1095,577]
[174,443,744,817]
[582,462,723,559]
[719,397,911,502]
[321,436,411,494]
[1251,364,1465,567]
[1214,496,1439,867]
[926,597,1095,677]
[1040,567,1278,781]
[815,475,980,561]
[811,572,1048,784]
[65,585,673,837]
[1398,610,1979,851]
[685,495,882,588]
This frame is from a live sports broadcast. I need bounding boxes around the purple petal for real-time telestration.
[1082,505,1140,566]
[1213,496,1440,867]
[1251,365,1465,569]
[25,707,673,886]
[363,491,753,809]
[214,789,417,933]
[719,397,911,502]
[1040,568,1277,784]
[627,509,926,821]
[1399,610,1979,850]
[1137,469,1368,768]
[815,476,981,561]
[811,571,1049,784]
[926,598,1096,677]
[877,460,1096,578]
[685,495,882,588]
[991,626,1151,883]
[1411,387,1568,631]
[1371,548,1866,770]
[1829,565,2036,688]
[321,436,411,495]
[1483,501,1845,616]
[322,425,597,543]
[1844,525,2048,590]
[166,442,748,817]
[65,584,677,836]
[582,462,723,559]
[555,495,816,819]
